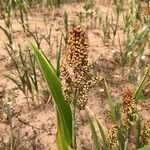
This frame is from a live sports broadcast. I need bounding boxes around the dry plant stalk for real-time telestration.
[60,26,98,109]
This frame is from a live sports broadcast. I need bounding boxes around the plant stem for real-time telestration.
[72,90,77,149]
[72,105,76,149]
[124,127,131,150]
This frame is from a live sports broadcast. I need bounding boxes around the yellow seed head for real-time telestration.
[60,26,98,109]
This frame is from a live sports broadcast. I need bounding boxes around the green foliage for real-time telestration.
[5,44,39,103]
[86,107,101,150]
[87,69,150,150]
[104,78,118,123]
[31,44,73,149]
[134,67,150,103]
[138,146,150,150]
[86,107,108,150]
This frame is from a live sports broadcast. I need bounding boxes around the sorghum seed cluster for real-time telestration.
[60,26,98,109]
[120,88,139,129]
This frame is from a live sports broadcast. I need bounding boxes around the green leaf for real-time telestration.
[31,44,73,149]
[138,146,150,150]
[56,114,69,150]
[134,67,150,103]
[97,119,108,149]
[4,74,23,92]
[104,78,117,123]
[86,107,101,150]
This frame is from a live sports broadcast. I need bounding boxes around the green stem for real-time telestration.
[72,90,77,149]
[72,105,76,149]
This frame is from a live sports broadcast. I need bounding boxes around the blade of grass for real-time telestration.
[134,67,150,103]
[96,119,108,149]
[138,146,150,150]
[86,107,101,150]
[4,75,23,92]
[31,43,73,149]
[28,49,38,91]
[56,114,70,150]
[104,77,117,123]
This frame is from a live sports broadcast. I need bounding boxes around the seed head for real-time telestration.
[66,26,89,72]
[60,26,98,109]
[120,88,139,129]
[60,63,72,103]
[107,124,119,150]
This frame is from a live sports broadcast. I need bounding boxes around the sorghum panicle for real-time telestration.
[120,88,139,129]
[60,26,98,109]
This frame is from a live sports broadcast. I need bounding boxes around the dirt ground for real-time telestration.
[0,1,149,150]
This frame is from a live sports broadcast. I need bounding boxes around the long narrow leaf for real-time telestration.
[104,78,117,122]
[56,114,69,150]
[31,44,73,149]
[138,146,150,150]
[86,107,101,150]
[97,120,108,149]
[134,67,150,103]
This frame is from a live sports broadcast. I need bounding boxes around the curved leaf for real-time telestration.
[31,44,72,149]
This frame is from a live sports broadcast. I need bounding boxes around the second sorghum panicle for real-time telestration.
[120,88,139,130]
[60,26,98,109]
